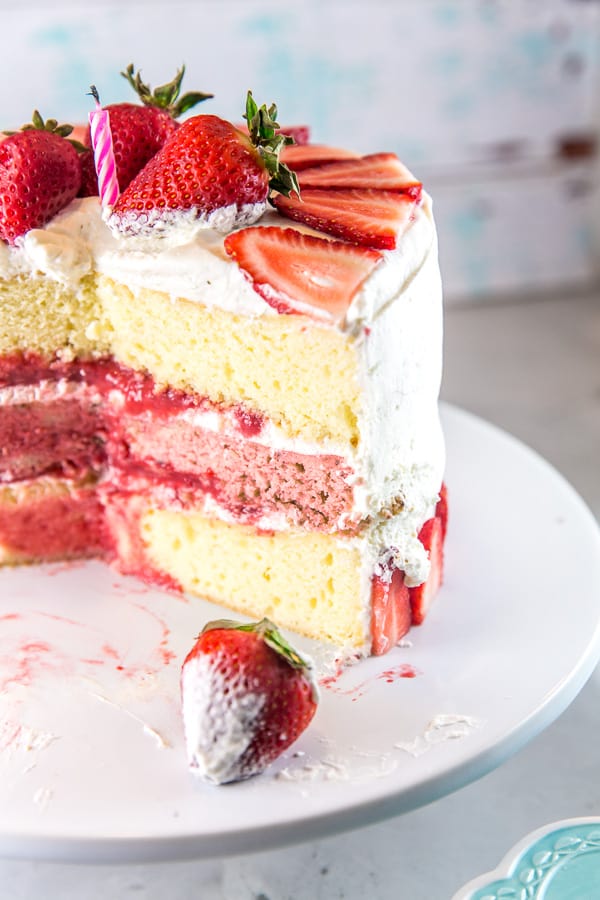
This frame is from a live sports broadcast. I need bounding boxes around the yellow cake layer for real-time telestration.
[140,508,369,649]
[96,276,361,446]
[0,274,108,359]
[0,270,362,445]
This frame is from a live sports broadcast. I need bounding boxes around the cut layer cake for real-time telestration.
[0,80,446,657]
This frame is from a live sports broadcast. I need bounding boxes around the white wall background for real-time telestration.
[1,0,599,301]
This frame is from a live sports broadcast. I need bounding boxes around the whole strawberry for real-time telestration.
[81,64,213,197]
[109,91,299,237]
[0,111,82,245]
[181,618,318,784]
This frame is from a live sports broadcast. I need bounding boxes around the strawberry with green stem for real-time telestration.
[110,91,300,237]
[80,63,213,197]
[0,111,82,244]
[181,617,318,784]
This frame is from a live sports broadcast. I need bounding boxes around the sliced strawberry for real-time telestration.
[298,153,422,198]
[273,188,418,250]
[409,516,444,626]
[280,143,359,171]
[370,567,411,656]
[224,226,381,321]
[435,483,449,540]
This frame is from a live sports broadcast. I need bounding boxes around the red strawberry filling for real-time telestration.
[0,485,106,562]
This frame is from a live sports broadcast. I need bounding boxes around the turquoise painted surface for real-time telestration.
[468,823,600,899]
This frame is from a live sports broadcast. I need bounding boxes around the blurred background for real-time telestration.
[1,0,599,303]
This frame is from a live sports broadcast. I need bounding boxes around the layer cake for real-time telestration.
[0,92,446,658]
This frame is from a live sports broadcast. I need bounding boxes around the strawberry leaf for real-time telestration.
[200,617,310,670]
[4,111,85,151]
[243,90,300,199]
[121,63,213,118]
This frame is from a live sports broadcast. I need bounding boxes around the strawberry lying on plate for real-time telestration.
[181,617,318,784]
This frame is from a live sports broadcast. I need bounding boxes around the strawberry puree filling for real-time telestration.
[0,487,106,560]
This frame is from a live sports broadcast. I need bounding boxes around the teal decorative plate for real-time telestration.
[454,818,600,899]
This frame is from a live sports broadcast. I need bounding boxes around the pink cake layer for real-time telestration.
[0,353,360,531]
[106,413,355,531]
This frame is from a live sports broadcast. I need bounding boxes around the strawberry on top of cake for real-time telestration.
[0,68,446,658]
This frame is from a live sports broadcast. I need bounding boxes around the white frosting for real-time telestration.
[106,200,267,243]
[351,199,445,586]
[181,650,265,784]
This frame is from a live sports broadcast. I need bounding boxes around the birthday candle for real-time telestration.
[88,85,119,209]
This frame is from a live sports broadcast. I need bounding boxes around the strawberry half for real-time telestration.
[224,226,382,322]
[110,92,299,237]
[281,143,359,171]
[83,65,213,196]
[0,112,81,244]
[370,567,411,656]
[273,188,418,250]
[298,153,422,198]
[409,516,445,625]
[181,618,318,784]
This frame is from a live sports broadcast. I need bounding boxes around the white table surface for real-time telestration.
[2,288,599,899]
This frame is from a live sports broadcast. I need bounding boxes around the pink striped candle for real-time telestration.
[88,86,119,208]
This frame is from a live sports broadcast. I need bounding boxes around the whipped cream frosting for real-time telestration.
[0,192,445,615]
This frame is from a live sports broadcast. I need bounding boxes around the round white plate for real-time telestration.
[1,404,599,863]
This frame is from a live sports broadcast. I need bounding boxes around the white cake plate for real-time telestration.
[0,404,599,863]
